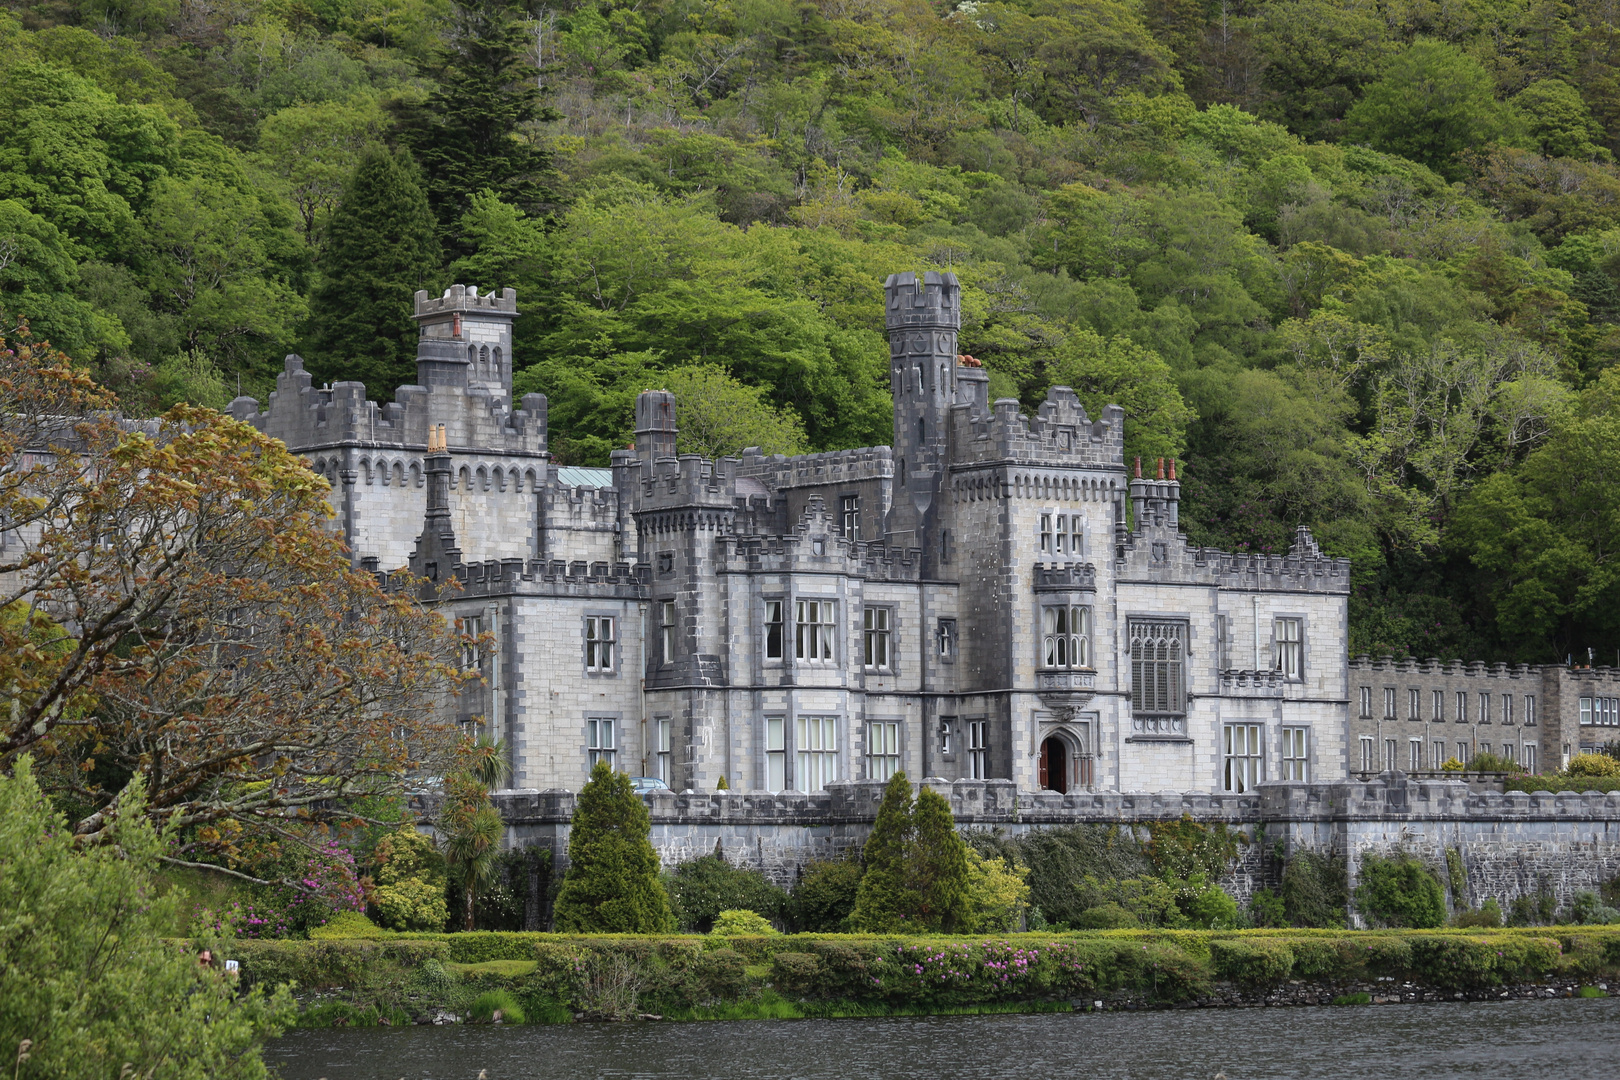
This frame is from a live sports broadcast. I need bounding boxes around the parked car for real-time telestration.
[630,776,670,794]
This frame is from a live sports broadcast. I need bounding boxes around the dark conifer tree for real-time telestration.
[849,771,919,932]
[910,786,974,932]
[304,146,441,395]
[397,0,558,242]
[552,761,675,932]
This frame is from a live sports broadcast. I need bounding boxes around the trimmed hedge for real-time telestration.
[218,928,1620,1017]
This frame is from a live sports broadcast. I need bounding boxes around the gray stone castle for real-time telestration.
[233,272,1355,796]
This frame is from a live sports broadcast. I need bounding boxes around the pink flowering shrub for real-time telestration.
[194,841,364,939]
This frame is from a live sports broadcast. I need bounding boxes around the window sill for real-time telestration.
[1126,734,1194,744]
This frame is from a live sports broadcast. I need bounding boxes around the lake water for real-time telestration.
[268,998,1620,1080]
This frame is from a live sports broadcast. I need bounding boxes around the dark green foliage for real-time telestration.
[1509,889,1560,927]
[1074,903,1139,929]
[304,146,441,395]
[788,857,864,932]
[1143,815,1245,881]
[1248,887,1286,928]
[465,847,548,932]
[968,825,1154,929]
[1210,939,1294,988]
[664,853,788,933]
[849,772,919,932]
[1356,852,1448,929]
[1281,850,1350,928]
[849,776,974,933]
[395,0,556,237]
[552,761,675,933]
[1455,899,1504,928]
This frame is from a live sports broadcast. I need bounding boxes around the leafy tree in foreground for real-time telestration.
[553,761,675,932]
[0,758,295,1080]
[0,331,464,874]
[304,145,441,395]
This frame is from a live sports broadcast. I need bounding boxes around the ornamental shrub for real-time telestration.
[789,856,863,931]
[665,853,787,932]
[1075,902,1138,929]
[308,911,384,938]
[710,909,778,936]
[1356,853,1447,929]
[553,761,675,932]
[969,825,1154,928]
[1567,753,1620,778]
[849,772,920,932]
[370,828,449,932]
[1248,887,1286,928]
[1178,874,1240,929]
[1281,850,1349,928]
[910,786,975,932]
[966,849,1031,932]
[1453,899,1503,928]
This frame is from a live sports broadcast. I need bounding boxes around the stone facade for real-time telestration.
[231,272,1353,798]
[1347,656,1620,776]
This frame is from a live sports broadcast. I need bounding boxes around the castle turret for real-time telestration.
[413,285,519,399]
[884,270,959,558]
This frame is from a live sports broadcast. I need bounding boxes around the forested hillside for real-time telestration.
[3,0,1619,663]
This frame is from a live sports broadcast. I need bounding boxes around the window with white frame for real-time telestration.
[659,601,676,664]
[1458,741,1470,764]
[459,614,485,671]
[1409,738,1423,771]
[764,600,785,660]
[1579,696,1620,727]
[937,618,956,662]
[863,607,892,670]
[1359,686,1372,718]
[840,494,860,540]
[796,716,838,791]
[868,721,900,781]
[1456,691,1467,724]
[1480,741,1493,757]
[1129,620,1186,717]
[1525,696,1537,726]
[796,600,835,662]
[1479,692,1491,723]
[1503,693,1513,725]
[765,717,784,792]
[1503,742,1517,763]
[587,717,615,769]
[1216,614,1231,671]
[1524,743,1537,772]
[940,716,955,756]
[585,616,615,672]
[1056,514,1069,555]
[1383,687,1396,719]
[656,718,672,784]
[967,720,988,779]
[1360,736,1375,772]
[1042,605,1092,668]
[1385,738,1398,771]
[1433,740,1446,769]
[1274,618,1303,679]
[1434,690,1445,721]
[1408,689,1421,720]
[1223,723,1263,792]
[1039,513,1053,554]
[1281,726,1310,781]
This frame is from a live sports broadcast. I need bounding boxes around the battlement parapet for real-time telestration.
[414,284,518,318]
[736,445,894,489]
[884,270,960,331]
[242,355,548,456]
[949,390,1125,469]
[635,454,739,510]
[381,556,652,600]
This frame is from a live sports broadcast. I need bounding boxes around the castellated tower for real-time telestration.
[884,270,959,562]
[413,285,518,398]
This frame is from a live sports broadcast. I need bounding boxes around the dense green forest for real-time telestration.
[3,0,1619,663]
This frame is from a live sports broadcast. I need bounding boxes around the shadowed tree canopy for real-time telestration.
[303,145,441,394]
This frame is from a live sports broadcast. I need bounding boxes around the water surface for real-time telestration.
[268,998,1620,1080]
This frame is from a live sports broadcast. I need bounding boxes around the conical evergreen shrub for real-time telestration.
[848,771,919,931]
[911,786,974,932]
[552,761,675,932]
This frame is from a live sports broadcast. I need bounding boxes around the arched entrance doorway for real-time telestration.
[1038,736,1068,794]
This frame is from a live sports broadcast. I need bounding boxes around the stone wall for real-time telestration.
[460,775,1620,921]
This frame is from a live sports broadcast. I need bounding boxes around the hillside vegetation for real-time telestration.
[4,0,1620,661]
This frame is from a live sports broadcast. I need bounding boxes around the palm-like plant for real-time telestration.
[440,734,509,931]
